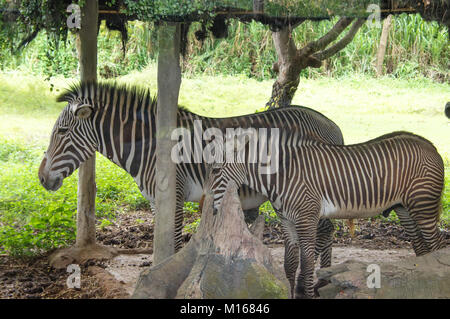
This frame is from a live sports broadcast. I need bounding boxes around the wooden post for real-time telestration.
[376,15,393,77]
[153,23,181,265]
[76,0,98,247]
[49,0,121,268]
[253,0,264,13]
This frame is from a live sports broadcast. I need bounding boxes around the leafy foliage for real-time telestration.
[1,14,447,81]
[0,138,145,256]
[184,15,449,81]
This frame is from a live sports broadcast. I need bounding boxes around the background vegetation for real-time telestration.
[1,14,448,81]
[0,14,448,256]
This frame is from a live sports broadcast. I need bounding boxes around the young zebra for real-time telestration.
[207,130,446,298]
[37,81,343,263]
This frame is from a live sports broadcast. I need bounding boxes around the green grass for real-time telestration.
[0,69,449,256]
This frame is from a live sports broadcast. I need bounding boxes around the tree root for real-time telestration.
[132,181,289,299]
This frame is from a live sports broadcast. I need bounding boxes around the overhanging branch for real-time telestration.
[313,18,366,61]
[299,17,354,57]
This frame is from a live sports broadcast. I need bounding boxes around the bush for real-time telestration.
[0,138,144,256]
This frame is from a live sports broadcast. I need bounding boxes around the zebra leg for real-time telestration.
[294,212,319,299]
[405,202,444,254]
[313,218,334,296]
[280,216,299,299]
[316,219,334,268]
[403,183,445,255]
[394,206,428,256]
[174,176,187,252]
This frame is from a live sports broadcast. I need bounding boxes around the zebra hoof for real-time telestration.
[294,285,312,299]
[314,279,331,297]
[294,291,313,299]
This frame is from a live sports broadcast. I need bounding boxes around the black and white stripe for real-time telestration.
[39,81,345,258]
[209,130,446,298]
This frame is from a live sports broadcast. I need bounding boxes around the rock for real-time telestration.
[317,247,450,299]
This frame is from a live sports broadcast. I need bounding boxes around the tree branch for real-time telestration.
[297,17,354,57]
[312,18,365,61]
[272,27,298,67]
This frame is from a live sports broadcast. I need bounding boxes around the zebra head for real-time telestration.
[39,86,98,191]
[206,162,245,215]
[207,134,253,214]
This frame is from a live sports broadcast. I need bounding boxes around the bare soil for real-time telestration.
[1,209,448,299]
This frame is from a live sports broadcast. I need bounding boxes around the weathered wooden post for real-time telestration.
[376,15,393,77]
[49,0,118,268]
[253,0,264,13]
[76,0,98,248]
[153,22,182,265]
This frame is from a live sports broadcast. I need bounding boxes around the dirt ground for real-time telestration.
[1,209,448,299]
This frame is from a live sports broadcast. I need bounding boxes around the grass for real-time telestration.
[0,68,449,256]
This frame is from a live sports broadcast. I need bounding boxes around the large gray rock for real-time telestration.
[317,246,450,299]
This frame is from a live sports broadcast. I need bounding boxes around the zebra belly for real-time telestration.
[320,197,401,219]
[239,192,267,211]
[184,177,267,211]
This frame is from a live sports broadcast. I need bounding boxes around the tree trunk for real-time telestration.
[133,181,289,299]
[153,23,182,265]
[266,28,302,109]
[376,15,393,77]
[267,18,364,109]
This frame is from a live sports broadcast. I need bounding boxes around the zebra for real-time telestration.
[207,130,446,298]
[37,81,344,262]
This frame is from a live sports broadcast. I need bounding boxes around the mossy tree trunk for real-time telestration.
[267,18,365,109]
[133,180,289,299]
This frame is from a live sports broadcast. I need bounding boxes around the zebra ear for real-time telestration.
[72,104,93,119]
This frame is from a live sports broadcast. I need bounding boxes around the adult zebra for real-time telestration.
[207,130,446,298]
[38,81,343,262]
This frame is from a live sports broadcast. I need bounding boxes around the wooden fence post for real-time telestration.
[76,0,98,248]
[376,15,393,77]
[153,22,181,265]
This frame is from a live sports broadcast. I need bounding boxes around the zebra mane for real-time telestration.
[56,81,158,110]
